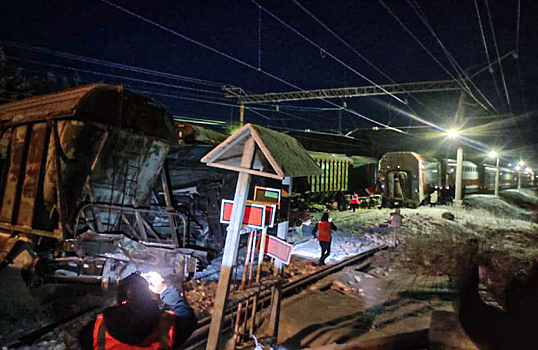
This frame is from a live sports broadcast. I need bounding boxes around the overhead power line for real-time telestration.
[135,89,328,127]
[516,0,521,54]
[252,0,407,106]
[288,0,453,126]
[0,39,226,88]
[6,55,224,96]
[473,0,505,109]
[376,0,495,115]
[98,0,407,133]
[484,0,512,113]
[406,0,499,115]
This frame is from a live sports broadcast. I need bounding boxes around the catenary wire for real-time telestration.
[6,54,340,118]
[252,0,408,106]
[376,0,494,115]
[516,0,521,54]
[473,0,505,108]
[289,0,480,127]
[407,0,500,115]
[6,55,225,96]
[98,0,407,133]
[483,0,512,113]
[134,89,328,127]
[0,39,226,88]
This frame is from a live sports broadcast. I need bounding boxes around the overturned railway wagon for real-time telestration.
[0,84,207,290]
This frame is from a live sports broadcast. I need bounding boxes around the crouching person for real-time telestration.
[78,272,196,350]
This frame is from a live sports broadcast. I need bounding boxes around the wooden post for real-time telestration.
[206,138,256,350]
[268,177,292,338]
[249,226,268,335]
[231,231,254,348]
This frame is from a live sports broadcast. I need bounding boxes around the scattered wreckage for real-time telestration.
[0,84,224,292]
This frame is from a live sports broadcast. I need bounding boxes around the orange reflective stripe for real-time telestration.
[91,311,176,350]
[168,324,175,349]
[93,314,104,350]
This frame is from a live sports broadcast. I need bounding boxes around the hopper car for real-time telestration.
[292,152,378,208]
[0,84,220,292]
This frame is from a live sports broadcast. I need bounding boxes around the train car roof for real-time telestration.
[309,152,353,163]
[381,151,439,164]
[445,159,477,167]
[349,155,377,167]
[0,84,177,142]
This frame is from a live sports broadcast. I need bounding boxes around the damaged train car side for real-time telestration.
[0,84,209,291]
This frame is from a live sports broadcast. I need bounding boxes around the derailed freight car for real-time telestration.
[293,152,378,207]
[292,152,352,206]
[0,84,208,290]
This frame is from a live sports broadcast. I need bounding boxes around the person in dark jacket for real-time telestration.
[78,272,196,350]
[312,212,338,266]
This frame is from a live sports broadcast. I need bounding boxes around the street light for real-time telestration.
[517,160,525,190]
[489,150,500,196]
[447,129,463,204]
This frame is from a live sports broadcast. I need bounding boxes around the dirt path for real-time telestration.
[270,259,454,348]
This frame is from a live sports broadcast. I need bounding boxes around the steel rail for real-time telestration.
[182,244,387,349]
[6,245,386,349]
[6,306,100,349]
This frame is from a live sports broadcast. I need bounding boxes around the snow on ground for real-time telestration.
[501,188,538,208]
[195,191,538,281]
[465,193,533,220]
[291,232,376,263]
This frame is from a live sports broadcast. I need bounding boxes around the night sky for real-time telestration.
[1,0,536,162]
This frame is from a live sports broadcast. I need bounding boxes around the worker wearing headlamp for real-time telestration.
[79,272,196,349]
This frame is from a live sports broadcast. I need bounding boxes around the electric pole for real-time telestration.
[454,91,466,204]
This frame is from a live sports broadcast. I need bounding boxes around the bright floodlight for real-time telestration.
[489,151,497,158]
[447,129,458,138]
[525,167,531,173]
[518,160,525,167]
[516,165,521,171]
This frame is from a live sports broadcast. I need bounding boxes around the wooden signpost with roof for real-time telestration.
[202,123,321,350]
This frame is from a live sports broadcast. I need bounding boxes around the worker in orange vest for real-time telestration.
[312,212,338,266]
[350,192,360,212]
[78,273,196,350]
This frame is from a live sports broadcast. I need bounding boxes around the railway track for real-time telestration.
[6,305,100,349]
[5,245,386,349]
[182,244,387,349]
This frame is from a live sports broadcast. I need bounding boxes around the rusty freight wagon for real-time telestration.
[0,84,207,290]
